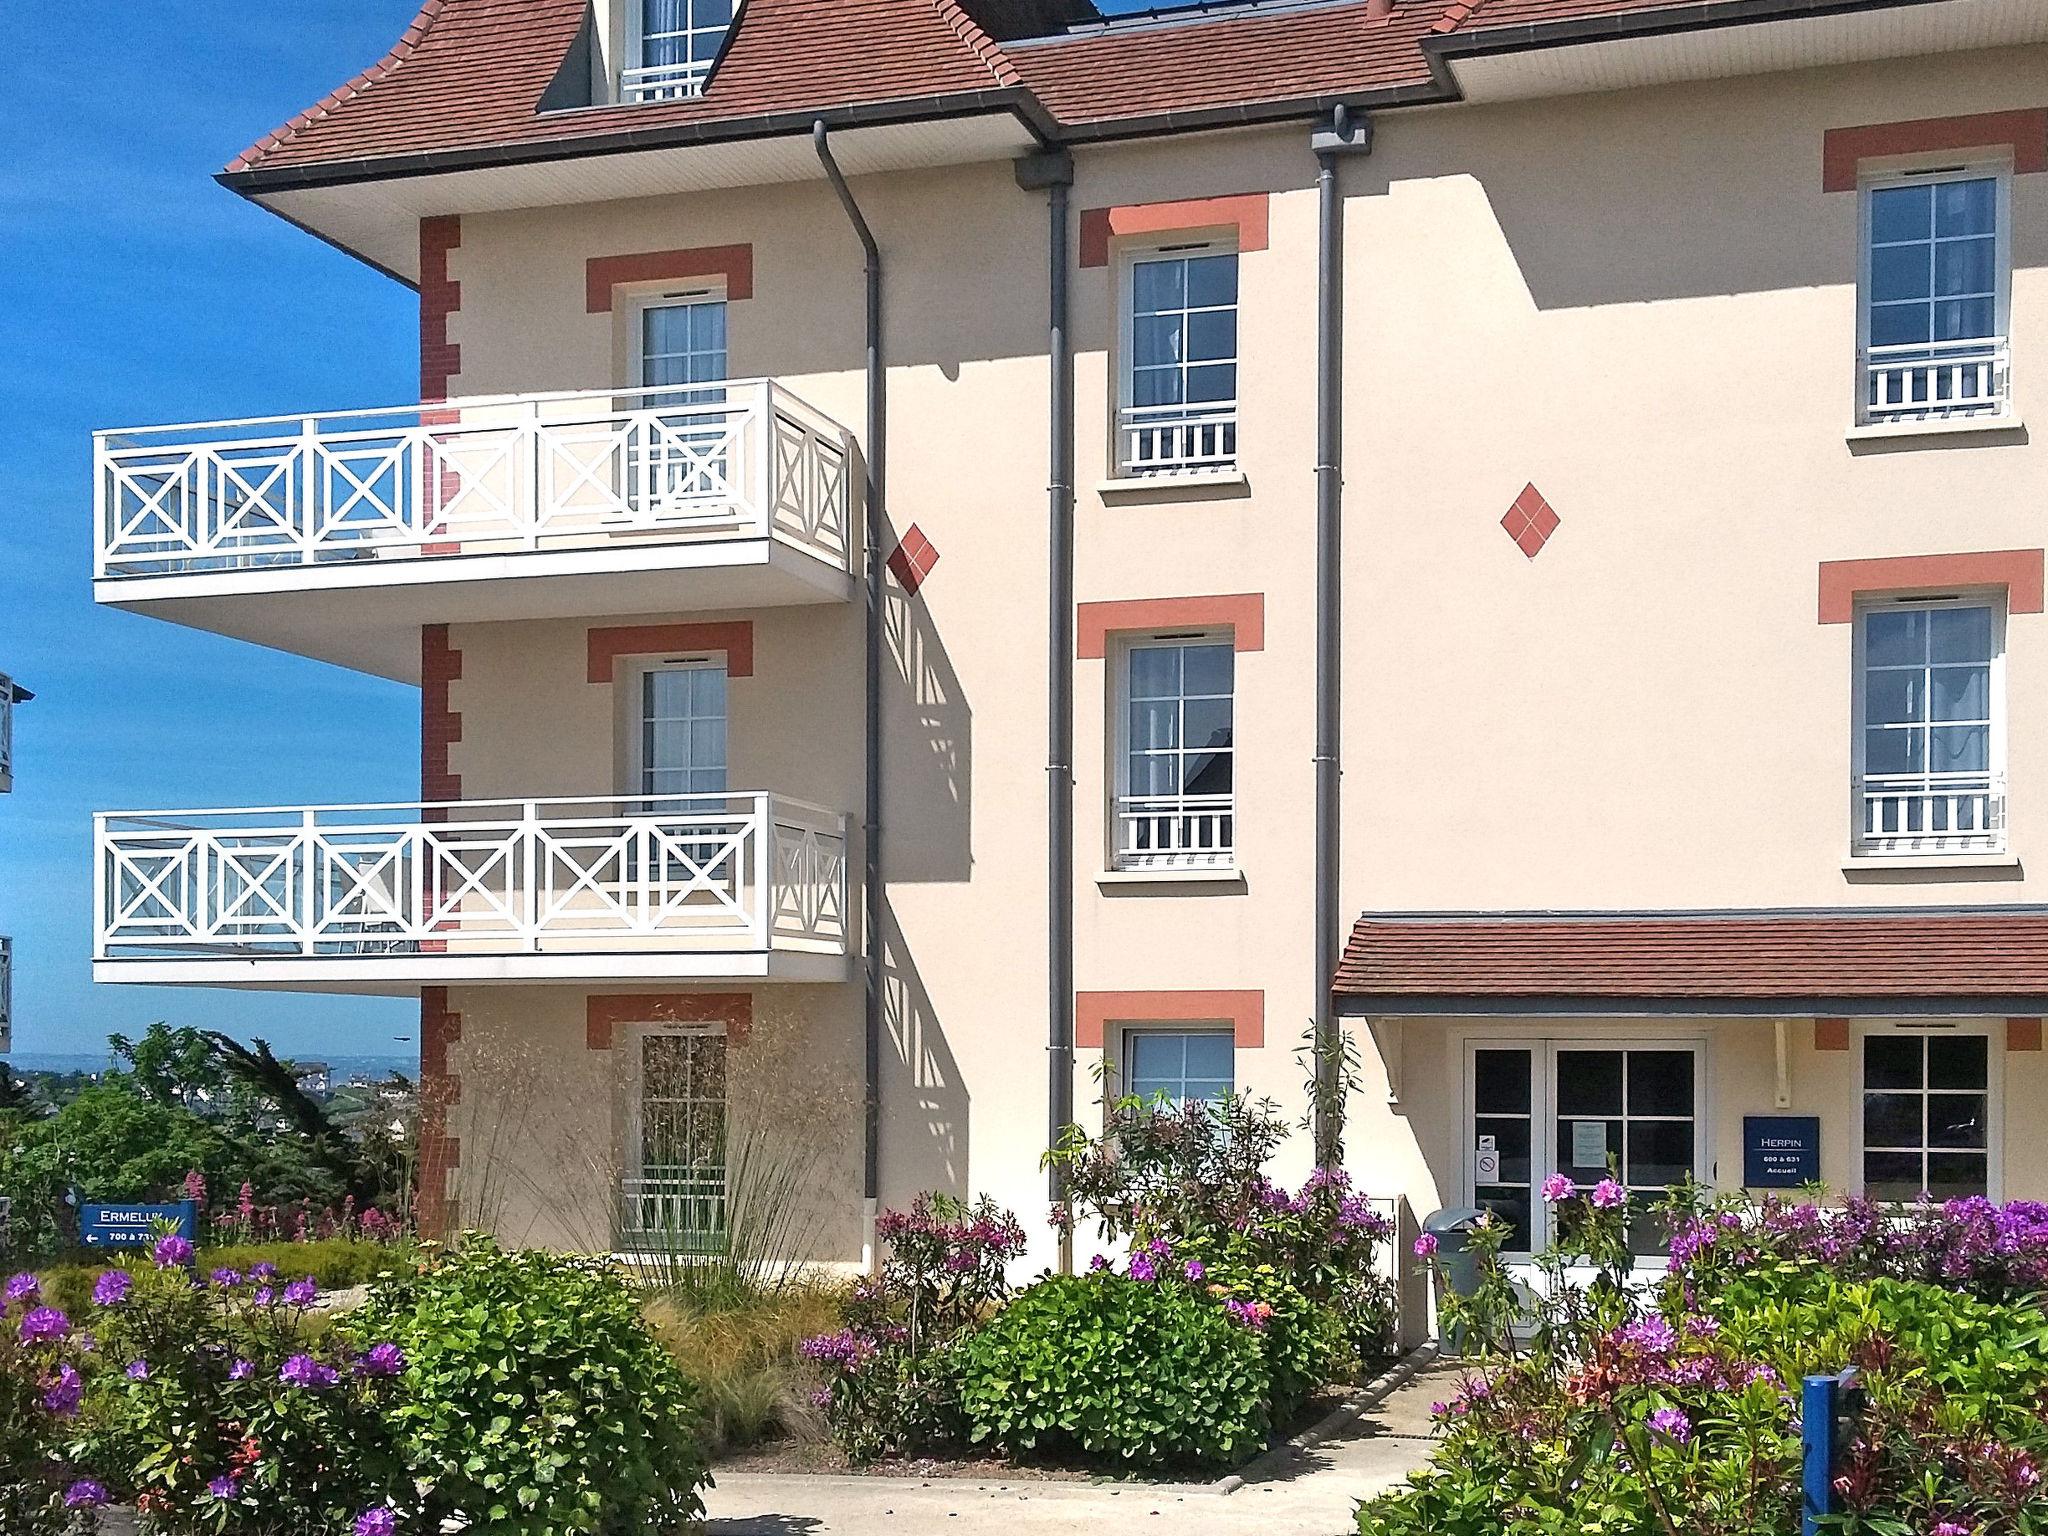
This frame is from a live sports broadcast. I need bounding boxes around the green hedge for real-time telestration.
[34,1239,409,1314]
[957,1273,1270,1469]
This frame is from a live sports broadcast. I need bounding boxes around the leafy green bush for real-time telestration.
[35,1239,405,1316]
[341,1237,710,1534]
[957,1273,1269,1469]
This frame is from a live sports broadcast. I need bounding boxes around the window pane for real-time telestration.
[1870,244,1931,304]
[1185,310,1237,363]
[1928,1034,1988,1090]
[1863,728,1923,776]
[690,666,726,711]
[1132,368,1183,408]
[1127,647,1181,698]
[1627,1120,1694,1188]
[1934,237,1996,300]
[1186,253,1238,307]
[1864,669,1922,726]
[1865,1035,1923,1090]
[1930,666,1988,722]
[1869,303,1933,348]
[1556,1052,1624,1116]
[1925,1152,1988,1202]
[1474,1049,1532,1115]
[1864,1150,1924,1202]
[1182,748,1232,795]
[1929,606,1992,664]
[1930,725,1988,773]
[1628,1051,1694,1117]
[690,719,725,771]
[1475,1188,1532,1254]
[1127,753,1179,796]
[1128,699,1179,751]
[1933,177,1996,238]
[1557,1118,1621,1179]
[1186,364,1236,403]
[1475,1116,1532,1183]
[697,0,733,29]
[1934,297,1996,342]
[1864,609,1926,668]
[1182,697,1233,753]
[1181,644,1234,696]
[1927,1094,1987,1150]
[649,721,690,771]
[1134,315,1183,368]
[1870,182,1932,244]
[1132,260,1184,313]
[1183,1033,1233,1081]
[1864,1092,1922,1148]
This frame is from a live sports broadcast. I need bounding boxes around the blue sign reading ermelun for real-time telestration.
[80,1200,197,1248]
[1743,1116,1821,1189]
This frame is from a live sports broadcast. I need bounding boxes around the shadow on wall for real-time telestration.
[880,906,970,1202]
[882,568,972,883]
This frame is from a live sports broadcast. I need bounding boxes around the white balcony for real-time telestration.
[0,674,22,795]
[0,935,12,1052]
[93,383,858,681]
[1855,772,2006,858]
[1117,402,1237,478]
[1113,792,1235,871]
[94,792,850,991]
[1862,338,2011,426]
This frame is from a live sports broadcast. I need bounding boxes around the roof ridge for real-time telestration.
[931,0,1025,87]
[226,0,452,173]
[1430,0,1487,33]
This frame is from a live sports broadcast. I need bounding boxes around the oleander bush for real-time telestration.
[342,1236,710,1535]
[957,1272,1271,1469]
[1358,1189,2048,1536]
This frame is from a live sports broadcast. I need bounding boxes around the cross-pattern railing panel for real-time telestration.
[96,382,855,581]
[96,794,849,962]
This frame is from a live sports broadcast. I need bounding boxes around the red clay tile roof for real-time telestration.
[227,0,1929,179]
[1335,911,2048,1003]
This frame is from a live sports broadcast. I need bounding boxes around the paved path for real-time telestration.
[703,1361,1459,1535]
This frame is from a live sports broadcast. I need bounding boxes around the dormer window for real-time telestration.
[623,0,732,103]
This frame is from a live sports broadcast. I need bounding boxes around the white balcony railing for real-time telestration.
[1117,402,1237,477]
[0,674,16,793]
[1862,338,2010,425]
[94,382,853,582]
[95,793,848,963]
[0,935,12,1052]
[1856,772,2006,857]
[1114,792,1235,871]
[617,1171,727,1250]
[620,58,713,102]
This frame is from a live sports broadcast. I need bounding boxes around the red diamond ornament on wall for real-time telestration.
[1501,483,1561,559]
[887,524,941,595]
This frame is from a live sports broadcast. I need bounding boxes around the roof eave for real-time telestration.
[1335,992,2048,1017]
[1049,79,1449,144]
[1423,0,1957,68]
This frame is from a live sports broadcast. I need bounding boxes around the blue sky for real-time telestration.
[0,0,1183,1061]
[0,3,427,1059]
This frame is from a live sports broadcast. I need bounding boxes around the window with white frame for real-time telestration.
[1860,167,2011,424]
[620,1025,729,1249]
[1114,636,1234,869]
[638,661,728,799]
[1860,1025,1992,1202]
[623,0,733,102]
[1119,242,1239,476]
[1125,1029,1234,1106]
[629,291,733,512]
[1853,599,2004,856]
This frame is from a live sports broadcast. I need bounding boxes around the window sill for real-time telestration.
[1097,866,1244,890]
[1845,413,2023,444]
[1097,468,1249,498]
[1842,851,2020,872]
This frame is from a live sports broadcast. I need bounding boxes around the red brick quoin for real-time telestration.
[416,986,462,1238]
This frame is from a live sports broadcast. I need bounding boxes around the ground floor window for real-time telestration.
[1125,1028,1233,1105]
[1860,1024,1993,1202]
[1466,1039,1705,1258]
[621,1025,728,1250]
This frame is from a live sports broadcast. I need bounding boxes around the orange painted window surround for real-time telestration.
[1076,594,1265,658]
[1079,193,1269,269]
[587,621,756,682]
[1817,550,2044,624]
[1075,990,1264,1050]
[1822,109,2047,193]
[587,993,752,1051]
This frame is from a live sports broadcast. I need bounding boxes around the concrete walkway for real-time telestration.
[703,1359,1460,1535]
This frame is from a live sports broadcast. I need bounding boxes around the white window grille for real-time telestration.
[1860,168,2010,424]
[620,1026,729,1249]
[1860,1025,1993,1202]
[622,0,732,102]
[1125,1029,1233,1105]
[1119,244,1238,475]
[1114,637,1234,869]
[1853,600,2004,856]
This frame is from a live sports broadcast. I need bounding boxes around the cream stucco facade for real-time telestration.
[91,6,2048,1324]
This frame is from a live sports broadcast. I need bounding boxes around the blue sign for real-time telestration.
[80,1200,197,1249]
[1744,1116,1821,1188]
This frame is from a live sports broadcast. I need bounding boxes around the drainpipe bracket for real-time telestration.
[1014,149,1075,191]
[1312,111,1375,158]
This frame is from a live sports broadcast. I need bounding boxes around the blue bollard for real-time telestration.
[1801,1372,1839,1536]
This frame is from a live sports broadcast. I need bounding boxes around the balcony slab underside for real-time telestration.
[94,949,849,994]
[95,541,852,683]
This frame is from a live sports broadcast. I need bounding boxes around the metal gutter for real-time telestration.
[1336,994,2048,1018]
[217,91,1057,196]
[1308,104,1372,1169]
[1015,146,1077,1270]
[814,120,888,1269]
[1422,0,1959,68]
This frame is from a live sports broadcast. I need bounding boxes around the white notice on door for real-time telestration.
[1571,1119,1609,1170]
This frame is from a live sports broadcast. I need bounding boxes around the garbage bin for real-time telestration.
[1420,1206,1490,1353]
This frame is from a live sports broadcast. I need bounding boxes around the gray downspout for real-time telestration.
[814,120,886,1262]
[1015,148,1076,1272]
[1311,106,1372,1169]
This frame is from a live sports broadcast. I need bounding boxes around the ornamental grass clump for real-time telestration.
[956,1271,1270,1469]
[1361,1188,2048,1536]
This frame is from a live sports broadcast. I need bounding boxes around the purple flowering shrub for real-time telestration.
[1050,1091,1397,1404]
[67,1256,406,1535]
[803,1193,1025,1462]
[1,1274,101,1535]
[1368,1192,2048,1535]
